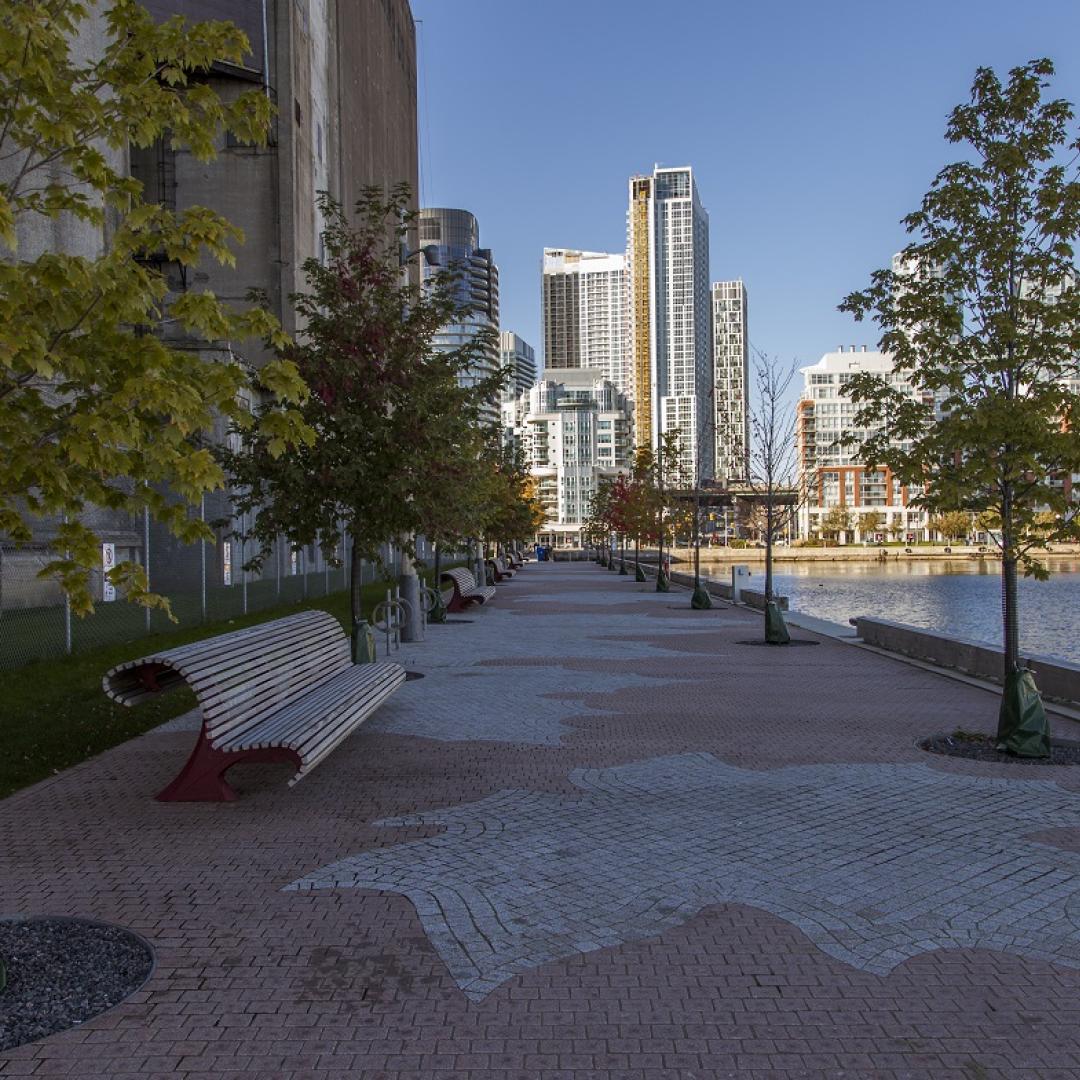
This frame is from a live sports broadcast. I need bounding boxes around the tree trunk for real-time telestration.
[433,542,442,583]
[764,501,774,602]
[692,506,701,588]
[1002,554,1020,672]
[656,516,664,580]
[997,557,1015,673]
[1000,485,1020,674]
[350,537,363,632]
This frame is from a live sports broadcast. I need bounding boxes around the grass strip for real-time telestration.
[0,568,457,799]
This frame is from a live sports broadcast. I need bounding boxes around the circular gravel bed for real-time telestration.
[919,731,1080,766]
[0,918,154,1051]
[734,639,820,647]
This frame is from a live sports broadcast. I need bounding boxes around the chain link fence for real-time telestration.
[0,498,431,671]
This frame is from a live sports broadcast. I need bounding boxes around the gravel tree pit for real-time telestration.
[0,918,154,1051]
[919,731,1080,765]
[734,639,820,647]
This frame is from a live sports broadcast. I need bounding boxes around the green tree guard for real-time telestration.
[428,593,447,624]
[635,564,647,582]
[619,556,628,575]
[691,585,712,610]
[996,668,1051,758]
[351,620,377,663]
[765,601,791,645]
[656,569,670,593]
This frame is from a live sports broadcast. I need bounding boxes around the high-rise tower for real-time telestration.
[711,280,749,484]
[541,249,630,395]
[626,166,712,484]
[418,208,500,422]
[499,331,537,402]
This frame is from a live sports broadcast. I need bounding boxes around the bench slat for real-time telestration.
[103,611,347,708]
[109,610,334,675]
[287,684,400,773]
[186,629,347,709]
[221,664,403,751]
[193,635,348,718]
[290,677,404,782]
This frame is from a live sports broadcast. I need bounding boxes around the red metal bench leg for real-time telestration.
[446,589,469,613]
[156,734,302,802]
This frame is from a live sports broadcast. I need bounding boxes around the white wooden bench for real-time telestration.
[103,610,406,802]
[487,556,515,582]
[440,567,496,613]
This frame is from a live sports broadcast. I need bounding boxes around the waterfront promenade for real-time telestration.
[4,562,1080,1078]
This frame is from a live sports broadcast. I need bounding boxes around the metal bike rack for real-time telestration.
[372,593,407,658]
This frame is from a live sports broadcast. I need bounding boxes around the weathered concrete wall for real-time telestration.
[156,72,281,365]
[5,6,124,262]
[333,0,418,209]
[852,616,1080,706]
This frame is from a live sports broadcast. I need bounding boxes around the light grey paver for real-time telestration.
[368,664,672,744]
[156,602,720,743]
[287,752,1080,999]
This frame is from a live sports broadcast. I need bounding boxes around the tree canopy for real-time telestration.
[840,58,1080,676]
[0,1,309,614]
[220,188,510,624]
[840,58,1080,752]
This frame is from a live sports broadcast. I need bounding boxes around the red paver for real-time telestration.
[2,562,1080,1079]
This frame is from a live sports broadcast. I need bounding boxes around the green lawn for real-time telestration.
[0,567,456,799]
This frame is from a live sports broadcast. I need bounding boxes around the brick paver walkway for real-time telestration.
[4,562,1080,1079]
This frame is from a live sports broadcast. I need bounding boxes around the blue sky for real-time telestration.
[410,0,1080,372]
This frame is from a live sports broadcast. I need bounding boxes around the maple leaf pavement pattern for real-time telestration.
[287,754,1080,1000]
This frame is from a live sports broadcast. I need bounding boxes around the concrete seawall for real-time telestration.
[852,616,1080,706]
[636,560,789,612]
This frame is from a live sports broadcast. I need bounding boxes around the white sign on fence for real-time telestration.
[223,540,232,586]
[101,543,116,602]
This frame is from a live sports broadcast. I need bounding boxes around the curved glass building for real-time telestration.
[418,208,500,423]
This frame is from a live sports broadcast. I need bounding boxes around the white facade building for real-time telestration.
[627,166,712,485]
[797,348,931,542]
[541,249,630,395]
[711,280,749,484]
[499,331,537,402]
[502,369,634,548]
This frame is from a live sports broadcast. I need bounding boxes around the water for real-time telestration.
[715,558,1080,665]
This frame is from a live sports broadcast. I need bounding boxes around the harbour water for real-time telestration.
[717,558,1080,665]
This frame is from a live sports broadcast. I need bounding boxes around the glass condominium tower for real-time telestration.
[418,207,500,422]
[627,166,712,484]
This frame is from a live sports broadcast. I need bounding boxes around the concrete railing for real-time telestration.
[740,588,789,612]
[642,564,789,611]
[851,616,1080,706]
